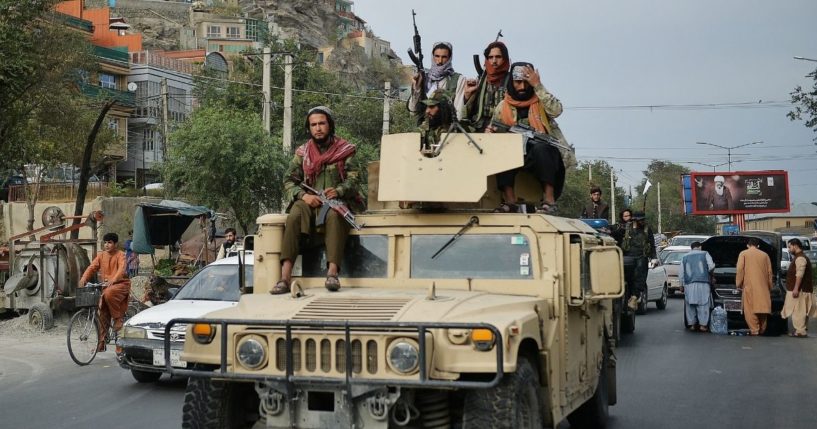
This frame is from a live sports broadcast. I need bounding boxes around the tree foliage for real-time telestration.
[788,66,817,141]
[163,105,290,233]
[559,160,628,221]
[631,160,716,234]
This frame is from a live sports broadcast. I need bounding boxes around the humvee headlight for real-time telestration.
[192,323,216,344]
[470,329,496,351]
[236,335,267,369]
[387,339,419,374]
[122,326,146,339]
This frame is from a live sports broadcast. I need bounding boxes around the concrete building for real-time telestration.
[743,203,817,236]
[181,10,267,55]
[121,51,195,188]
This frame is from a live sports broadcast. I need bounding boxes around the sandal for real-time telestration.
[325,275,341,292]
[536,202,558,215]
[493,202,519,213]
[698,326,709,333]
[789,332,808,338]
[270,279,291,295]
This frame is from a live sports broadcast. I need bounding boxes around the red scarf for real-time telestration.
[484,60,510,85]
[295,136,356,186]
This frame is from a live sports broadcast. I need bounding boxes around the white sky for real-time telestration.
[354,0,817,205]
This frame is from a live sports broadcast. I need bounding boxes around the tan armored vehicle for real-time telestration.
[169,132,624,428]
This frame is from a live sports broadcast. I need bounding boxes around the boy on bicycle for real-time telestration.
[80,232,131,351]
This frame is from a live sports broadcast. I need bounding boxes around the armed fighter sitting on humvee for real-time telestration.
[168,99,623,427]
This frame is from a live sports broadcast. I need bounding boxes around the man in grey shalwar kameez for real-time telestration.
[680,241,715,332]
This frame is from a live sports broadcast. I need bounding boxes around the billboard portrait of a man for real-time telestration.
[705,175,734,211]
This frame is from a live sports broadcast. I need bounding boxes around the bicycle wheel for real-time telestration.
[67,308,100,366]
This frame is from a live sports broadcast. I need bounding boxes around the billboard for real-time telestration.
[690,170,789,215]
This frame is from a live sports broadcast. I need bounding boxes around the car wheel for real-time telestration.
[182,377,259,428]
[567,348,610,428]
[462,356,544,429]
[621,307,635,334]
[656,285,668,310]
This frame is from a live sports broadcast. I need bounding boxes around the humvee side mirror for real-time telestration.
[587,247,625,300]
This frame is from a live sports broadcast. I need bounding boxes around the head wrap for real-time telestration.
[304,105,336,138]
[506,62,535,101]
[714,175,725,183]
[427,41,455,83]
[499,62,549,133]
[483,41,510,85]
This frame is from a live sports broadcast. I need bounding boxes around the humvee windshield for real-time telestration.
[411,234,533,279]
[295,235,388,278]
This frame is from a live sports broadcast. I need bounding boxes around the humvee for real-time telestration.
[167,132,624,428]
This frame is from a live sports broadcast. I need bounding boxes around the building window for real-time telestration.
[317,52,324,64]
[786,221,791,228]
[226,26,240,39]
[807,221,812,228]
[99,73,116,89]
[207,25,222,38]
[143,129,155,152]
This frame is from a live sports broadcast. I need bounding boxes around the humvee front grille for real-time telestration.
[275,337,374,375]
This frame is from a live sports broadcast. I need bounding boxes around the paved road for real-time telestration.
[1,298,816,428]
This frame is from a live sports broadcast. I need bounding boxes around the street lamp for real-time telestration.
[686,161,732,172]
[794,56,817,62]
[695,141,762,171]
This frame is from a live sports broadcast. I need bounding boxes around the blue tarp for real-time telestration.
[131,200,212,254]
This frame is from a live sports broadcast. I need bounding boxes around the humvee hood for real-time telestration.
[200,287,541,325]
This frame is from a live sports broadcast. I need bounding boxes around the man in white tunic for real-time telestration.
[680,241,715,332]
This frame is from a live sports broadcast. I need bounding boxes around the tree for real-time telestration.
[559,160,628,221]
[632,160,716,234]
[788,66,817,142]
[162,105,290,233]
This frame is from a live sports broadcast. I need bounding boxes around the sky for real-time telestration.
[353,0,817,205]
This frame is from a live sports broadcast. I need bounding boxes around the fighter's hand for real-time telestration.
[793,289,800,298]
[303,194,322,208]
[484,125,495,133]
[323,187,338,200]
[412,73,422,90]
[522,65,541,87]
[464,78,478,100]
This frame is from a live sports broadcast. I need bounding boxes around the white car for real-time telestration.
[116,253,252,383]
[659,246,691,296]
[640,256,669,314]
[668,234,711,248]
[781,249,791,272]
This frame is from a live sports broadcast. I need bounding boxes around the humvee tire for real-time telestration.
[461,356,544,429]
[182,377,258,429]
[566,351,610,428]
[131,368,161,383]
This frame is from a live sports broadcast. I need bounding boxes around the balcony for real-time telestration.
[79,82,135,108]
[53,12,94,33]
[94,45,130,66]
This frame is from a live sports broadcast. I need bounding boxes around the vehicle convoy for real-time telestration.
[169,132,624,428]
[116,253,253,383]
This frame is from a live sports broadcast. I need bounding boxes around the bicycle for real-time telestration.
[67,282,140,366]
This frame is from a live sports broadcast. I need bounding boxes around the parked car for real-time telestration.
[781,248,791,272]
[781,235,817,262]
[668,234,711,248]
[0,175,26,202]
[659,246,691,296]
[639,256,669,314]
[116,253,253,382]
[700,231,785,334]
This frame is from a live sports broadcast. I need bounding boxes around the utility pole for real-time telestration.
[609,169,615,224]
[262,47,271,134]
[283,54,293,151]
[657,182,662,234]
[589,165,592,182]
[382,81,391,136]
[161,77,169,160]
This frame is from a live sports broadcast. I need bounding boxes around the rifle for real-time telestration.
[297,181,363,231]
[472,29,503,76]
[491,120,573,155]
[407,10,425,89]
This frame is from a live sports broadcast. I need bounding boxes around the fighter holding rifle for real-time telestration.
[276,106,361,294]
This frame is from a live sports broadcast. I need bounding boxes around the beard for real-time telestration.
[427,112,443,128]
[310,134,330,145]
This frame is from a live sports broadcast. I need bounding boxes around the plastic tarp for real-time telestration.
[131,200,212,254]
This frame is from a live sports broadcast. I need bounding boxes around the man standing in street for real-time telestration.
[275,106,359,294]
[409,42,467,121]
[463,41,510,131]
[622,212,656,311]
[736,237,773,335]
[781,238,815,337]
[680,241,715,332]
[580,186,610,220]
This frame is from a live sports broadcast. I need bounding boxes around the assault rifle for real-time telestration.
[490,121,572,155]
[472,29,503,76]
[406,10,426,125]
[297,181,363,231]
